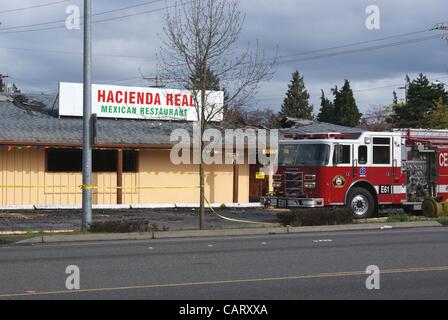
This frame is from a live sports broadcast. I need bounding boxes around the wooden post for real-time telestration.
[117,148,123,205]
[233,161,239,203]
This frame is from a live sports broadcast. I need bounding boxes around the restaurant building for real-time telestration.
[0,86,269,209]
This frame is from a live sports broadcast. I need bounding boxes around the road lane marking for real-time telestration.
[313,239,333,243]
[1,265,448,298]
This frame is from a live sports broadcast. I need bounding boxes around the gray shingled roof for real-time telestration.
[0,93,194,146]
[281,121,364,135]
[0,93,362,146]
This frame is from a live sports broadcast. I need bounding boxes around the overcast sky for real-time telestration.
[0,0,447,115]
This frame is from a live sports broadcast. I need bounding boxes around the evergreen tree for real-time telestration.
[317,90,335,123]
[188,66,230,122]
[332,80,361,127]
[392,73,447,128]
[188,66,221,91]
[392,91,398,105]
[280,70,313,120]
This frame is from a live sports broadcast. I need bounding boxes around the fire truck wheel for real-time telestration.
[347,187,375,219]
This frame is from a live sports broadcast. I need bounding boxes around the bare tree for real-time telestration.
[158,0,275,229]
[359,104,393,131]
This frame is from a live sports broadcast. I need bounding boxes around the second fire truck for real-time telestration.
[262,129,448,218]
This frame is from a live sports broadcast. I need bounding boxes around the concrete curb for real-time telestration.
[0,230,75,236]
[0,205,35,211]
[15,221,443,245]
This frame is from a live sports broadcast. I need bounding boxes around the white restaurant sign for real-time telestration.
[59,82,224,122]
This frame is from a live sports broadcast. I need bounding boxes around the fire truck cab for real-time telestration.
[261,129,448,219]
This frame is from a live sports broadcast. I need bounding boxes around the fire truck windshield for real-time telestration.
[279,144,330,166]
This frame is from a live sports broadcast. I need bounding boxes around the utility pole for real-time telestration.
[142,75,167,88]
[398,74,410,104]
[82,0,92,230]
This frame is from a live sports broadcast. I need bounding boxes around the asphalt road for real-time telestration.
[1,227,448,300]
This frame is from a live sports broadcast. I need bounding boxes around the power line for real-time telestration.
[0,0,192,34]
[0,46,153,60]
[0,0,70,14]
[275,34,442,65]
[256,75,448,102]
[158,32,444,77]
[275,29,430,60]
[0,28,435,61]
[0,0,165,31]
[9,33,442,90]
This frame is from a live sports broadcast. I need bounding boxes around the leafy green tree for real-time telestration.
[280,70,313,120]
[332,80,361,127]
[317,90,335,123]
[425,98,448,129]
[392,73,447,128]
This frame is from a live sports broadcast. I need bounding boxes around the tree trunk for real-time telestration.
[199,162,205,230]
[199,69,207,230]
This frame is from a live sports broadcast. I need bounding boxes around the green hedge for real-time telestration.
[89,220,169,233]
[277,207,354,227]
[438,217,448,226]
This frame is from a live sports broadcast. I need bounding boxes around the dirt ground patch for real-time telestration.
[0,208,281,232]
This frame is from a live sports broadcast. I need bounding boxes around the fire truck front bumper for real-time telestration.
[261,196,324,208]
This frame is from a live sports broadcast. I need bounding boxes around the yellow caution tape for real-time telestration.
[204,196,279,226]
[79,185,200,190]
[0,184,199,190]
[0,185,73,189]
[0,185,200,190]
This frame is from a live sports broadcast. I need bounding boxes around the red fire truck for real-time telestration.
[261,129,448,218]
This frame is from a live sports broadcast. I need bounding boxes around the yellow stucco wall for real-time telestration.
[0,148,249,206]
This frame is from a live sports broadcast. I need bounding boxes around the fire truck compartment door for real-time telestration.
[436,148,448,195]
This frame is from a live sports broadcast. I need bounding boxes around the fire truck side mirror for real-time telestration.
[334,145,343,165]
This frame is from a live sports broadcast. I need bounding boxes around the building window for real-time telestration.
[123,150,138,172]
[93,149,116,172]
[46,149,82,172]
[46,149,138,173]
[373,138,390,164]
[358,145,368,165]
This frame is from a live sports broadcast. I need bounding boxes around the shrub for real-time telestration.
[89,220,169,233]
[386,214,410,223]
[438,217,448,226]
[277,207,354,227]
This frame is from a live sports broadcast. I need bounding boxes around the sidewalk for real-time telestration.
[15,220,443,245]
